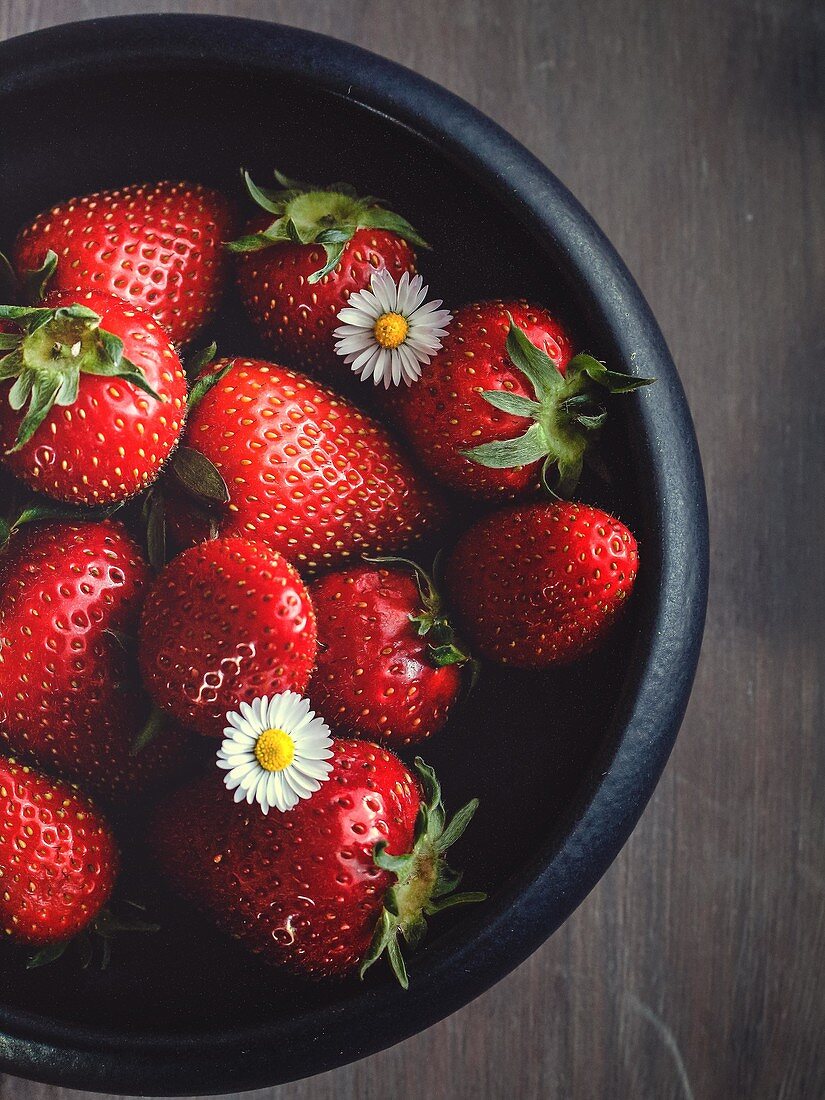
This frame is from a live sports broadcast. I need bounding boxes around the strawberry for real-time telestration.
[0,290,187,504]
[138,537,317,738]
[446,502,639,667]
[229,170,423,378]
[151,746,482,985]
[167,357,444,572]
[0,519,191,801]
[13,181,234,346]
[0,756,117,946]
[309,561,471,745]
[392,301,653,499]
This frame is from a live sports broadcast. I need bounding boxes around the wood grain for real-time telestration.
[1,0,823,1097]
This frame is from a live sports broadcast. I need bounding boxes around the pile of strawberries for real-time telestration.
[0,170,649,986]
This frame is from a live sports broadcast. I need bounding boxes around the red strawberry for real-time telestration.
[167,357,444,572]
[0,290,187,504]
[0,520,191,801]
[230,170,423,378]
[0,756,117,946]
[446,502,639,667]
[310,561,470,745]
[13,181,234,346]
[139,536,317,738]
[151,746,482,985]
[392,301,652,499]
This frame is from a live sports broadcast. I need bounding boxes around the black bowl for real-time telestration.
[0,14,708,1095]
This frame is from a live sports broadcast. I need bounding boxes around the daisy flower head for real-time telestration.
[333,269,452,388]
[217,692,334,814]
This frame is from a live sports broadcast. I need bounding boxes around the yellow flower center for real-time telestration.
[254,728,295,772]
[373,312,409,349]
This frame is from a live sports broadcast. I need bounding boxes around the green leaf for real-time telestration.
[308,237,349,283]
[242,169,289,214]
[272,167,312,191]
[356,207,430,250]
[386,934,409,989]
[0,349,24,381]
[462,421,549,469]
[576,410,607,430]
[9,372,62,451]
[0,518,10,550]
[373,841,416,876]
[505,317,565,400]
[0,332,21,351]
[480,389,541,418]
[113,358,161,402]
[428,641,470,666]
[171,446,229,505]
[414,758,442,814]
[555,453,584,499]
[224,233,278,254]
[18,249,58,304]
[569,353,655,393]
[98,328,125,368]
[188,362,232,410]
[131,704,167,756]
[27,942,69,969]
[185,341,218,381]
[55,366,80,407]
[359,908,395,980]
[7,367,35,411]
[436,799,480,852]
[424,891,487,915]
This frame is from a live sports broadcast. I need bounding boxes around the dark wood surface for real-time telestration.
[0,1,821,1097]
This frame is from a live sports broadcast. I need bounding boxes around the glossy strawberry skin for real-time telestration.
[392,300,573,499]
[151,739,420,978]
[310,566,461,745]
[0,757,117,945]
[170,358,444,572]
[446,502,639,667]
[0,521,192,802]
[235,218,416,379]
[139,537,317,738]
[0,290,187,505]
[13,181,234,346]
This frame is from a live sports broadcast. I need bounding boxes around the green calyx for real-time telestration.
[462,317,656,498]
[27,902,160,971]
[226,168,429,282]
[363,554,472,668]
[0,490,121,552]
[0,299,160,452]
[360,758,485,989]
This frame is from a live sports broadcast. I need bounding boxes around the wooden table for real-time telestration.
[0,1,820,1097]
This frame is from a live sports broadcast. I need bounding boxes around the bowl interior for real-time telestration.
[0,60,649,1034]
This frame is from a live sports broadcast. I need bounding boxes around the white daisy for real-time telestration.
[333,269,453,388]
[216,692,334,814]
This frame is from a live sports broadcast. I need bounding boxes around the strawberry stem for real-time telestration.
[462,316,655,499]
[360,758,484,989]
[227,168,428,281]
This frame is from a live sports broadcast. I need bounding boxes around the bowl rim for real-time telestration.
[0,13,709,1095]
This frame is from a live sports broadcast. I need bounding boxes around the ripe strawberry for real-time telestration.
[0,520,192,801]
[13,181,234,345]
[310,561,471,745]
[230,169,423,378]
[392,301,653,499]
[0,290,187,504]
[139,537,317,738]
[0,756,117,946]
[167,357,444,572]
[151,746,482,985]
[446,502,639,667]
